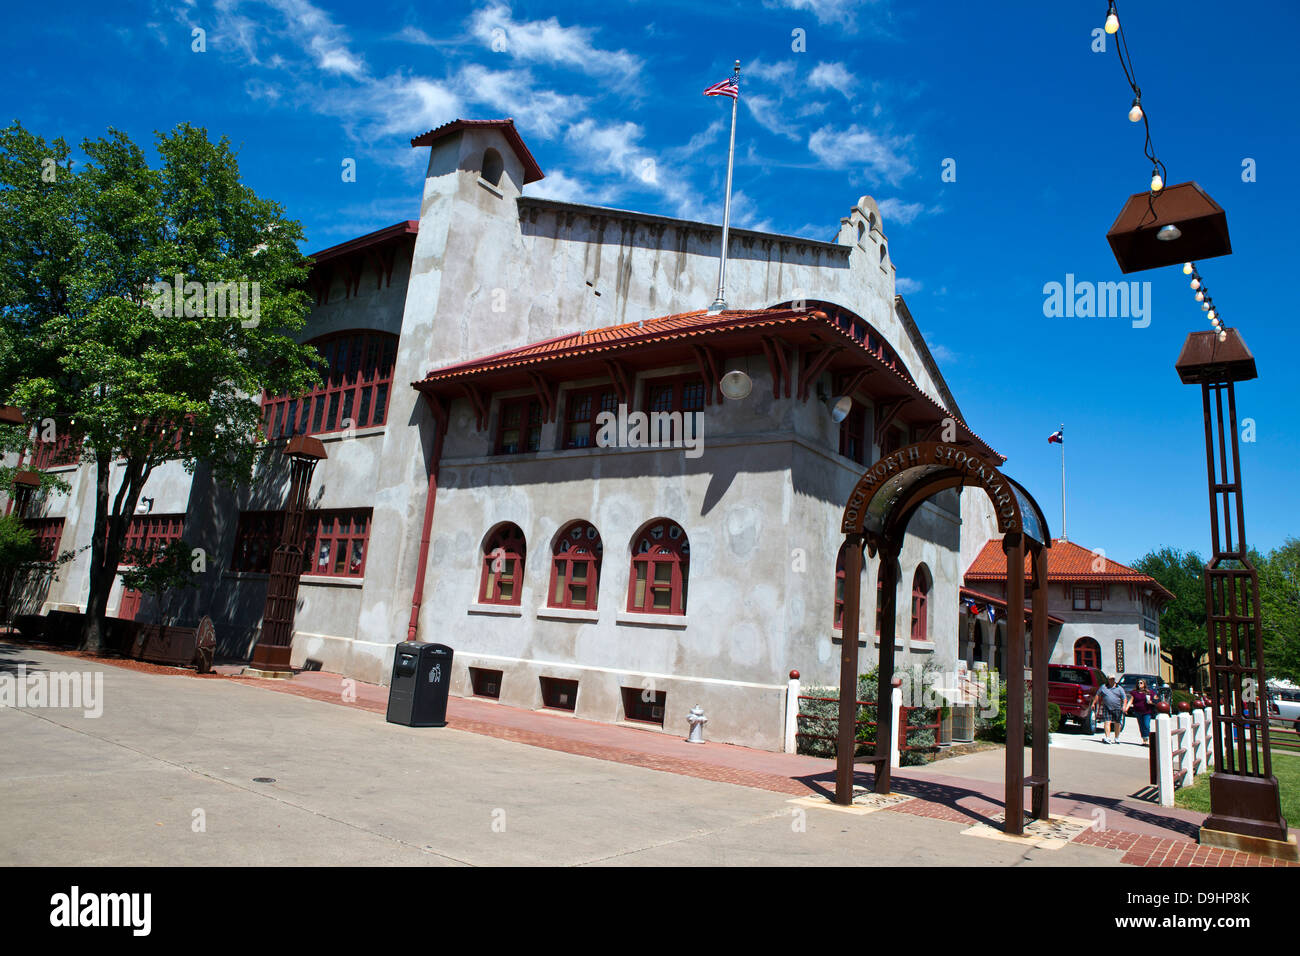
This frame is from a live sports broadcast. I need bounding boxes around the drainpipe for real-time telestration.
[407,392,447,641]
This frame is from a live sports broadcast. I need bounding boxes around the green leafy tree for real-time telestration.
[1259,537,1300,683]
[0,121,322,651]
[1133,546,1207,689]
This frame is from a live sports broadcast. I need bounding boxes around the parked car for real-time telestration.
[1048,664,1108,734]
[1119,673,1171,704]
[1266,684,1300,732]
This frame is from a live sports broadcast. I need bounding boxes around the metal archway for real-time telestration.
[836,442,1053,836]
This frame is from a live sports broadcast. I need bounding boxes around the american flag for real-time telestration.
[703,77,739,99]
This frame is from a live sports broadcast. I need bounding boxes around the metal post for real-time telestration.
[1003,533,1026,835]
[874,549,899,794]
[709,60,741,313]
[833,533,864,804]
[1030,545,1050,820]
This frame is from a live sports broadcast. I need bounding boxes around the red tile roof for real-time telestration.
[410,118,544,184]
[965,538,1175,602]
[413,306,1001,459]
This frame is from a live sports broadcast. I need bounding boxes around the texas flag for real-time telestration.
[1048,426,1064,444]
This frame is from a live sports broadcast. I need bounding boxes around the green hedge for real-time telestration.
[976,686,1061,744]
[795,664,944,766]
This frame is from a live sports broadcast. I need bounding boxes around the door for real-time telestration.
[117,587,142,621]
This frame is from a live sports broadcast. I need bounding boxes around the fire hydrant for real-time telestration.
[686,705,707,744]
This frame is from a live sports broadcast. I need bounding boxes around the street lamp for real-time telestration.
[1175,330,1293,858]
[248,435,327,677]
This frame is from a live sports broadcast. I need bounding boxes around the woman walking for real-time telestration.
[1130,678,1157,745]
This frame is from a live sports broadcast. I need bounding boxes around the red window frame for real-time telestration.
[1072,587,1104,611]
[627,520,689,615]
[549,522,602,609]
[642,375,707,416]
[232,509,371,578]
[875,572,887,638]
[834,544,847,630]
[23,517,65,562]
[495,398,544,455]
[561,387,619,449]
[117,514,185,567]
[30,430,82,470]
[305,510,371,578]
[839,403,867,464]
[1074,637,1101,668]
[480,523,526,606]
[911,568,930,642]
[262,331,398,439]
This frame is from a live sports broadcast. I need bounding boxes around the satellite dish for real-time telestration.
[828,395,853,423]
[719,370,753,401]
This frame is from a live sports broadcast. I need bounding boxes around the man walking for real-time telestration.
[1092,676,1128,744]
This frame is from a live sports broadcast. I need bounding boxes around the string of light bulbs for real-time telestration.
[1104,1,1228,341]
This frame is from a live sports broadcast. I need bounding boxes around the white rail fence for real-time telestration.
[1152,704,1215,807]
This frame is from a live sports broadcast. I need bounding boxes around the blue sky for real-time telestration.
[3,0,1297,565]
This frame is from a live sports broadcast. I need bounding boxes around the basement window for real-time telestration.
[621,687,666,726]
[540,676,579,712]
[469,667,503,700]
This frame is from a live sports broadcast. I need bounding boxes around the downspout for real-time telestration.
[407,391,447,641]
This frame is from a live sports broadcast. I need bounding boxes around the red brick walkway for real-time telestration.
[12,642,1296,867]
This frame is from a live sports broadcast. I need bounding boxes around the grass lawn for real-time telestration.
[1175,748,1300,822]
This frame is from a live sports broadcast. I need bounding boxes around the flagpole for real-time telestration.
[1059,422,1067,542]
[709,59,740,313]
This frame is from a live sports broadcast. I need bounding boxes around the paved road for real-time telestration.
[0,645,1125,866]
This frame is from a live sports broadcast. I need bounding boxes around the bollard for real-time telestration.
[1154,712,1175,807]
[686,705,708,744]
[784,670,800,753]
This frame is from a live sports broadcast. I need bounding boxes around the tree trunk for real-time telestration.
[80,453,147,653]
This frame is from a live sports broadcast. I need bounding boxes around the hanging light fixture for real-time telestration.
[1183,262,1195,275]
[719,369,753,401]
[1157,223,1181,241]
[1128,97,1144,122]
[1105,2,1119,34]
[1150,168,1164,192]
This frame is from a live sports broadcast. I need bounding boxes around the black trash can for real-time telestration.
[386,642,453,727]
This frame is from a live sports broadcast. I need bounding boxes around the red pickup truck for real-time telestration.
[1047,664,1107,734]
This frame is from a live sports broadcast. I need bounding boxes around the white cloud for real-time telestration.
[895,277,923,294]
[453,64,586,139]
[808,62,856,98]
[525,169,616,205]
[743,58,797,84]
[744,94,801,142]
[469,3,642,78]
[807,123,913,185]
[928,343,957,365]
[768,0,883,29]
[875,197,925,226]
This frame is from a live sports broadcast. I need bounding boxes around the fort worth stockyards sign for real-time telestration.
[841,442,1023,537]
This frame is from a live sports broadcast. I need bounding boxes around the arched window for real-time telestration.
[1074,636,1101,669]
[627,519,689,615]
[481,148,504,187]
[834,544,847,629]
[549,521,602,609]
[479,523,525,606]
[911,565,931,642]
[262,330,399,438]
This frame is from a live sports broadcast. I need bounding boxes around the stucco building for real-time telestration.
[962,537,1172,678]
[13,117,1093,749]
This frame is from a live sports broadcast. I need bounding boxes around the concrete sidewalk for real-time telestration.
[3,643,1289,866]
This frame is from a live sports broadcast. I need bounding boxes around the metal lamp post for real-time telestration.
[248,435,327,676]
[1175,331,1295,859]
